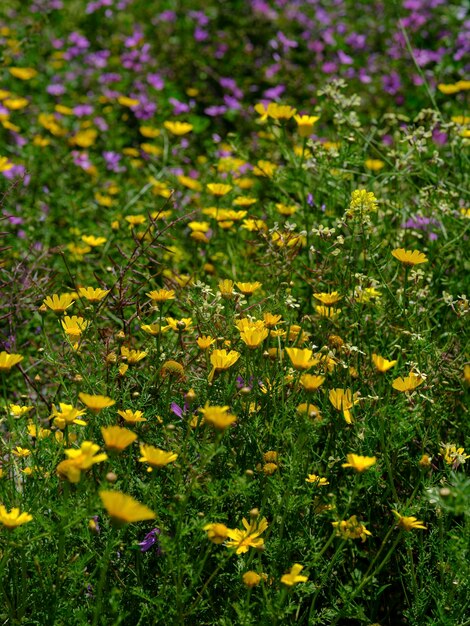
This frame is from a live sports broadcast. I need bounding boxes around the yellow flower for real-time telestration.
[199,404,237,430]
[242,571,262,587]
[61,315,89,338]
[305,474,329,486]
[329,389,359,423]
[391,248,428,266]
[207,183,233,196]
[281,563,309,586]
[43,293,75,314]
[233,196,257,207]
[263,312,283,327]
[315,305,341,318]
[71,129,98,148]
[226,517,268,554]
[51,403,87,429]
[101,426,137,452]
[372,354,397,373]
[9,67,38,80]
[342,453,376,472]
[3,97,29,110]
[197,335,216,350]
[165,317,193,332]
[218,279,235,298]
[141,323,169,336]
[9,404,33,418]
[285,348,317,371]
[0,351,23,372]
[0,505,33,529]
[240,326,269,348]
[313,291,342,306]
[100,491,156,525]
[78,287,109,302]
[437,83,461,94]
[255,102,297,121]
[146,288,176,303]
[300,374,325,391]
[348,189,378,215]
[209,349,240,382]
[164,121,193,135]
[203,522,229,544]
[79,393,116,413]
[332,515,371,542]
[392,510,427,531]
[117,96,140,107]
[81,235,106,247]
[440,443,469,468]
[160,360,185,380]
[392,373,424,392]
[294,114,319,137]
[57,441,108,483]
[139,444,178,470]
[117,409,146,423]
[253,160,278,177]
[365,159,385,171]
[12,446,31,458]
[120,346,147,364]
[236,281,262,296]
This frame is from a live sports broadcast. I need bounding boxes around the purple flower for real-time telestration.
[138,528,161,553]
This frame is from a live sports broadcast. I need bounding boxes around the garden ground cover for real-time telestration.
[0,1,469,624]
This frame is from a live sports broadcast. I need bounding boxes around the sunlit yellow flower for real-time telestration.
[300,374,325,391]
[226,516,268,554]
[79,393,116,413]
[117,409,147,423]
[208,349,240,382]
[12,446,31,458]
[437,83,461,95]
[0,506,33,529]
[164,121,193,135]
[101,426,137,452]
[263,312,283,328]
[3,97,29,110]
[51,403,87,429]
[140,125,160,138]
[146,288,176,304]
[233,196,257,207]
[315,305,341,318]
[253,160,278,177]
[203,522,229,544]
[57,441,108,483]
[392,510,427,531]
[255,102,297,121]
[81,235,107,247]
[199,404,237,430]
[120,346,147,364]
[78,287,109,302]
[305,474,329,486]
[236,281,262,296]
[281,563,309,586]
[332,515,371,542]
[392,373,424,392]
[329,389,359,423]
[286,348,317,371]
[165,317,193,332]
[197,335,216,350]
[177,175,201,191]
[43,293,75,314]
[9,404,33,418]
[141,323,169,336]
[0,351,23,372]
[139,444,178,470]
[313,291,342,306]
[342,454,376,472]
[348,189,378,215]
[391,248,428,266]
[61,315,89,338]
[372,354,397,373]
[100,490,156,525]
[240,326,269,349]
[207,183,233,196]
